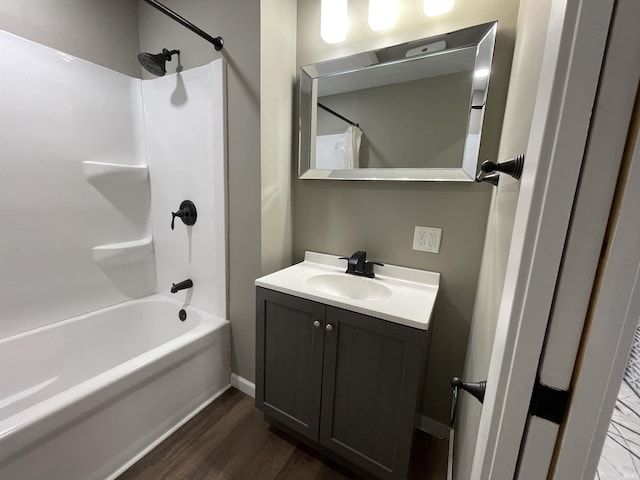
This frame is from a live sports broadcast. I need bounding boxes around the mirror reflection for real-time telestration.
[298,21,497,181]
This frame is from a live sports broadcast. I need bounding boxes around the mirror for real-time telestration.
[298,22,497,181]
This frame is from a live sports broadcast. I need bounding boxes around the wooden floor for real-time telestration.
[117,388,448,480]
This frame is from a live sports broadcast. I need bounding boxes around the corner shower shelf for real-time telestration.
[92,237,153,268]
[82,161,148,184]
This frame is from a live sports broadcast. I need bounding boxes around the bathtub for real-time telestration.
[0,295,231,480]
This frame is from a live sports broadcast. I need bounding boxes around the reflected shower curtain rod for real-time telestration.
[142,0,224,51]
[317,103,359,128]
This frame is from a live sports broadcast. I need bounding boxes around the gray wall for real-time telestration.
[318,72,471,168]
[296,0,520,423]
[0,0,141,77]
[261,0,296,275]
[138,0,262,382]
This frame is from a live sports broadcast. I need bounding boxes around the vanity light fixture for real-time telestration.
[321,0,348,44]
[368,0,399,31]
[423,0,454,17]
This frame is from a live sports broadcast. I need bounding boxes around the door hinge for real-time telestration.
[529,380,570,424]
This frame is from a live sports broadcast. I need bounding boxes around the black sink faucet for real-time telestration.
[171,279,193,293]
[340,251,384,278]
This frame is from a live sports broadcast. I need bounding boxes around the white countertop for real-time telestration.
[255,251,440,330]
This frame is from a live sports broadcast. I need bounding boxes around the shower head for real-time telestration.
[137,48,180,76]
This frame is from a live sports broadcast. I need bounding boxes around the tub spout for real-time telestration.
[171,279,193,293]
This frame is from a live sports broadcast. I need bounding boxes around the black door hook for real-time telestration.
[450,377,487,427]
[171,200,197,230]
[451,377,487,404]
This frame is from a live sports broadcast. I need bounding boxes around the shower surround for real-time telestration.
[0,30,229,478]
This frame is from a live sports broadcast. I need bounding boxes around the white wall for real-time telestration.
[142,60,227,318]
[0,31,154,338]
[452,0,555,477]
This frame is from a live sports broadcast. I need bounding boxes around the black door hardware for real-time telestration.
[529,379,570,424]
[450,377,487,426]
[451,377,487,403]
[476,154,525,186]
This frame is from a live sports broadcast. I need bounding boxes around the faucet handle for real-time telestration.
[340,255,364,274]
[170,200,197,231]
[364,261,384,278]
[339,256,353,274]
[170,210,181,230]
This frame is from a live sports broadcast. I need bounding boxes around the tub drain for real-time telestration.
[178,309,187,321]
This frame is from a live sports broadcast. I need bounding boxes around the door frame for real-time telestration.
[469,0,617,478]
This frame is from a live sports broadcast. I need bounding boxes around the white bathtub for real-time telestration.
[0,295,231,480]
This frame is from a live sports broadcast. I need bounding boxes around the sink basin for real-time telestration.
[255,251,439,330]
[305,273,392,300]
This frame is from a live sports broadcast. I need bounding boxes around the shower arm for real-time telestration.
[142,0,224,51]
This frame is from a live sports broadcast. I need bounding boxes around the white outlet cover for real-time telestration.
[413,226,442,253]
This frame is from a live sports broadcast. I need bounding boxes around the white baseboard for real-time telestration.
[230,373,255,398]
[417,414,451,439]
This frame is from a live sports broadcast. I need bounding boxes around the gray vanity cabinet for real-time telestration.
[255,287,325,440]
[256,287,429,480]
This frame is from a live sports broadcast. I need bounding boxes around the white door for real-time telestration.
[453,0,639,478]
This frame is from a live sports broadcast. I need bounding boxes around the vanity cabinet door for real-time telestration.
[255,288,326,440]
[319,306,426,480]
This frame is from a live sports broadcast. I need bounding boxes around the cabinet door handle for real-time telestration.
[313,320,321,328]
[325,324,334,332]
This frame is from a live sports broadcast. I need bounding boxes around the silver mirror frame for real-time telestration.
[298,21,498,181]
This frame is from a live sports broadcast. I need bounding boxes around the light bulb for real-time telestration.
[423,0,454,17]
[368,0,399,32]
[474,68,490,78]
[321,0,348,44]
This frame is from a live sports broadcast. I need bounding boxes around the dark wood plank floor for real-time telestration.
[117,388,448,480]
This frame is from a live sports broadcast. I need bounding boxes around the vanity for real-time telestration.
[255,252,439,479]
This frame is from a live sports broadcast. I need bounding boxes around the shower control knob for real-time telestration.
[171,200,197,230]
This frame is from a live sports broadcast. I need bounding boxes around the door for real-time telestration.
[454,0,629,479]
[255,288,325,439]
[319,306,425,480]
[513,0,640,477]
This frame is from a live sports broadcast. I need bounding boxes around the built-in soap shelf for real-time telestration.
[92,237,153,268]
[82,161,148,184]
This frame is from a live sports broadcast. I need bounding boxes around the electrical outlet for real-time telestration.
[413,226,442,253]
